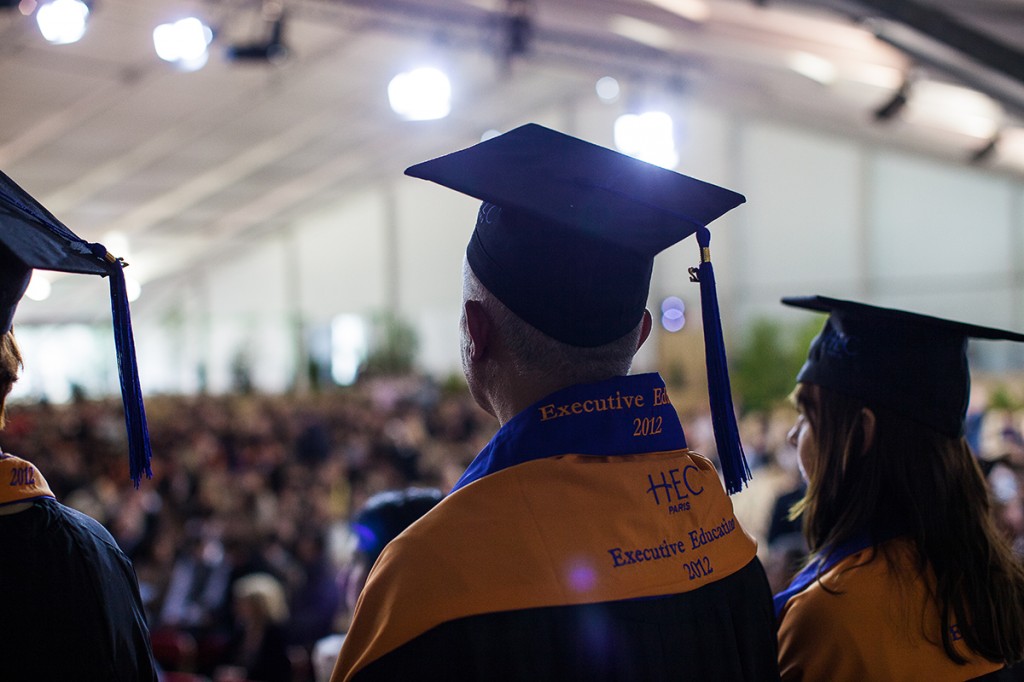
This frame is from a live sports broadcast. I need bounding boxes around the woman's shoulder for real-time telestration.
[782,538,920,624]
[822,537,916,583]
[779,537,1004,681]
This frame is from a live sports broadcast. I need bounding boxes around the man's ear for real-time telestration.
[464,300,491,362]
[859,408,877,454]
[636,309,653,351]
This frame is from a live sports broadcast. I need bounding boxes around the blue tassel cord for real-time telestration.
[693,227,751,494]
[96,246,153,487]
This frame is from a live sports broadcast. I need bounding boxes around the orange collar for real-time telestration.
[0,453,55,506]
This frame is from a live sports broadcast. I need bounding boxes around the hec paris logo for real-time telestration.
[645,465,704,513]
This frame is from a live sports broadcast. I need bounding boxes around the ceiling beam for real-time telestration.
[849,0,1024,85]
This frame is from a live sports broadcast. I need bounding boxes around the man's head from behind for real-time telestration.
[406,124,745,421]
[459,258,650,418]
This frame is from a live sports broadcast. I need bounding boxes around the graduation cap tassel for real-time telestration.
[0,169,154,487]
[694,227,750,494]
[97,248,152,487]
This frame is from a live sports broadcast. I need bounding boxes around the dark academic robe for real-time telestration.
[0,452,158,682]
[333,373,780,681]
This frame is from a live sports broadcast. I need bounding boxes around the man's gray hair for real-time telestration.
[464,264,642,384]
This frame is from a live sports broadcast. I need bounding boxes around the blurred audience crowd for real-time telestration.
[2,374,1022,682]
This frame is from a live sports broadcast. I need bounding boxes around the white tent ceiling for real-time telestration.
[2,0,1024,324]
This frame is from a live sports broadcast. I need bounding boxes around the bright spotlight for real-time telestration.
[331,314,368,386]
[101,231,131,259]
[153,17,213,71]
[124,276,142,303]
[596,76,621,103]
[997,127,1024,170]
[614,111,679,169]
[786,51,837,86]
[24,272,52,302]
[36,0,89,45]
[387,67,452,121]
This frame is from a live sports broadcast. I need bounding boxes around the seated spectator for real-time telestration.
[219,573,292,682]
[160,522,232,635]
[313,487,443,682]
[287,528,343,652]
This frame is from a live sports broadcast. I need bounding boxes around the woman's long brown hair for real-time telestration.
[0,331,22,430]
[793,382,1024,665]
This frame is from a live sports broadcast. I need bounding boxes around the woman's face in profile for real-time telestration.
[788,388,819,483]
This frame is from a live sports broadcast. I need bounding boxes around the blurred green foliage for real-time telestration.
[731,317,822,413]
[988,385,1021,411]
[361,311,419,376]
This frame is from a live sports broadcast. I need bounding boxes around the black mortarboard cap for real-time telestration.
[783,295,1024,438]
[0,169,152,486]
[0,246,31,335]
[405,123,752,493]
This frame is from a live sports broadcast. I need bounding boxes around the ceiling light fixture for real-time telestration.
[499,0,532,71]
[388,67,452,121]
[608,15,676,50]
[787,51,838,86]
[643,0,710,23]
[969,132,1000,164]
[596,76,621,103]
[902,79,1002,139]
[225,1,288,64]
[153,17,213,71]
[24,272,51,302]
[873,78,911,121]
[614,110,679,169]
[35,0,89,45]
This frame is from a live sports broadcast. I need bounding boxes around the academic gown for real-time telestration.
[0,453,158,682]
[775,537,1004,681]
[333,373,780,681]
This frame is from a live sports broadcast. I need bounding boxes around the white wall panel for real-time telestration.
[737,121,864,297]
[295,190,389,321]
[868,153,1014,283]
[394,180,474,315]
[204,236,293,393]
